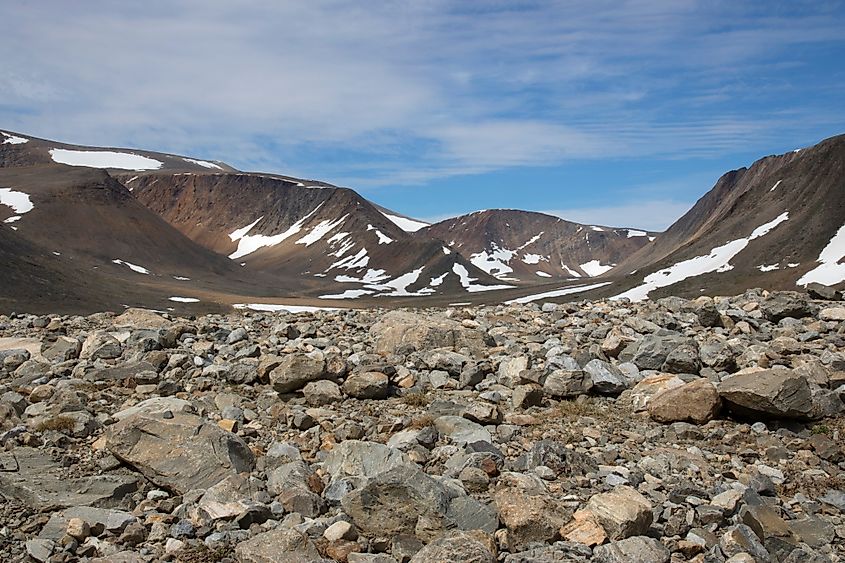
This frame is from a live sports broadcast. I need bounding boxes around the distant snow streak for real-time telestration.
[112,259,151,275]
[505,282,613,304]
[228,204,324,259]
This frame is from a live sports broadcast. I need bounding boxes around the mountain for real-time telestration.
[595,134,845,301]
[421,209,655,282]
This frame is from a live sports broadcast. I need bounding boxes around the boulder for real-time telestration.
[593,536,670,563]
[761,293,815,322]
[628,374,685,411]
[494,477,570,551]
[543,369,592,398]
[718,369,814,420]
[648,378,721,424]
[270,352,327,394]
[234,527,322,563]
[105,411,254,494]
[409,530,496,563]
[371,311,490,356]
[342,371,389,399]
[583,359,628,394]
[819,307,845,321]
[324,440,410,484]
[585,485,653,540]
[302,380,343,406]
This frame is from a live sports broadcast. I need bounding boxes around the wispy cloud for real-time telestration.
[1,1,843,188]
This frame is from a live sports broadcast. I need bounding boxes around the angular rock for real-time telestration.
[761,293,815,322]
[494,473,571,551]
[585,485,653,540]
[648,378,721,424]
[323,440,410,484]
[718,369,813,419]
[341,464,453,539]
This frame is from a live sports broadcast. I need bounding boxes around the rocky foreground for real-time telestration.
[1,289,845,562]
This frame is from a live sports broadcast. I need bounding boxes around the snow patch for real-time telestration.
[797,223,845,286]
[580,260,615,277]
[169,297,199,303]
[0,187,34,216]
[1,132,28,144]
[382,212,428,232]
[470,243,515,278]
[173,276,191,281]
[430,273,448,286]
[367,224,394,244]
[590,226,604,232]
[452,263,515,293]
[228,204,323,259]
[770,180,782,192]
[296,215,348,247]
[442,246,452,255]
[335,269,390,284]
[183,157,223,170]
[614,212,790,302]
[112,259,151,275]
[536,271,552,278]
[329,247,369,270]
[506,282,613,304]
[561,264,582,278]
[49,149,163,171]
[626,229,647,238]
[522,253,547,265]
[758,264,780,272]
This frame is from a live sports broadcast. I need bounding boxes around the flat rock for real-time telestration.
[105,411,254,494]
[113,308,172,329]
[270,352,327,394]
[0,447,137,510]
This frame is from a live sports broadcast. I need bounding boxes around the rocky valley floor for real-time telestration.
[1,289,845,562]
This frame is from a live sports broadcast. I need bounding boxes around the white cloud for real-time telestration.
[0,1,843,187]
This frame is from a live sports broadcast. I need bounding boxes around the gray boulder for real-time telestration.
[270,352,327,394]
[718,369,814,420]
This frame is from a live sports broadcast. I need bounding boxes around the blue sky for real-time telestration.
[2,1,844,230]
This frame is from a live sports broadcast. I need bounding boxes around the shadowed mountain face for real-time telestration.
[1,127,843,313]
[594,134,845,301]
